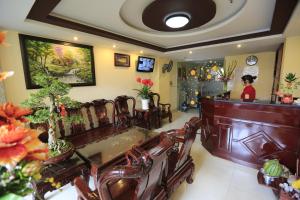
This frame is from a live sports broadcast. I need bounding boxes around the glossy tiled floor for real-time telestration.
[41,111,277,200]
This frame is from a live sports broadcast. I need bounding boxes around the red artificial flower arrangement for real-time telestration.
[0,32,48,199]
[134,77,153,99]
[0,103,48,198]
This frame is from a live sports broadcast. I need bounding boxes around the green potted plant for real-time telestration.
[278,73,300,104]
[134,77,153,110]
[22,72,81,164]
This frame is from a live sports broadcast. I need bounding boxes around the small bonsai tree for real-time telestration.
[22,72,81,156]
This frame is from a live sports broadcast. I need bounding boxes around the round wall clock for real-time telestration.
[246,55,258,66]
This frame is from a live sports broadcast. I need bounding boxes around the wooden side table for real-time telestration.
[135,108,160,130]
[32,153,89,200]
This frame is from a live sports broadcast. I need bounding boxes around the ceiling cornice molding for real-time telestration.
[26,0,298,52]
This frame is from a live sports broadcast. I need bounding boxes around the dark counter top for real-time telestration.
[212,98,300,108]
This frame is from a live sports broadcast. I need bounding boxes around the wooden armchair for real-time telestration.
[114,95,136,128]
[149,92,172,123]
[160,117,200,197]
[74,137,174,200]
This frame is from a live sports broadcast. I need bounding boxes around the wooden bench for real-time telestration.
[31,99,130,148]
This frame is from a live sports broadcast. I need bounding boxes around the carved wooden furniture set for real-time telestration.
[32,94,172,148]
[200,98,300,173]
[31,94,171,199]
[74,117,200,200]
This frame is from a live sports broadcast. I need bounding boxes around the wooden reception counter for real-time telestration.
[200,98,300,172]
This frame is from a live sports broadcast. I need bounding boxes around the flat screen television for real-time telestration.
[136,56,155,72]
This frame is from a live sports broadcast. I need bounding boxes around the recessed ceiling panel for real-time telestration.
[121,0,246,33]
[51,0,276,48]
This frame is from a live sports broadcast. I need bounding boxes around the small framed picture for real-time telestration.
[114,53,130,67]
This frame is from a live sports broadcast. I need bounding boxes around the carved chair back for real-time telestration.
[65,106,86,136]
[149,92,160,109]
[93,99,115,126]
[161,117,200,174]
[97,137,173,200]
[114,95,136,127]
[81,102,95,130]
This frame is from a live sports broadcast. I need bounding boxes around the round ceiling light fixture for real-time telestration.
[165,13,191,29]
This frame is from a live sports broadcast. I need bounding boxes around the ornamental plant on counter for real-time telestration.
[217,60,237,92]
[277,73,300,104]
[22,72,81,161]
[0,103,48,199]
[134,77,154,110]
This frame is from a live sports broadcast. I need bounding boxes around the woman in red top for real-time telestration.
[241,75,256,102]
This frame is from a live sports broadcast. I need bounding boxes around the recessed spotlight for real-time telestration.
[73,36,78,41]
[113,44,116,48]
[237,44,242,48]
[165,13,190,29]
[189,51,193,54]
[140,50,143,54]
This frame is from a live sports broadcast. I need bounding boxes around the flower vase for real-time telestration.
[222,81,230,100]
[281,94,294,104]
[141,99,149,110]
[223,81,228,92]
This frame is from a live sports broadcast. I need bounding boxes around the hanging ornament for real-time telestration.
[190,100,196,105]
[212,65,218,72]
[190,68,197,76]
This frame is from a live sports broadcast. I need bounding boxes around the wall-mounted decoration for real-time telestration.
[162,60,173,73]
[246,55,258,66]
[114,53,130,67]
[19,34,96,89]
[177,59,224,110]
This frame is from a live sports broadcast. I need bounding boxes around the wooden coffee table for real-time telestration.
[75,126,160,167]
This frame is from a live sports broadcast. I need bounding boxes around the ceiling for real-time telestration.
[52,0,274,48]
[0,0,299,61]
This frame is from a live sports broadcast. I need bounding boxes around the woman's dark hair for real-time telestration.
[241,75,257,84]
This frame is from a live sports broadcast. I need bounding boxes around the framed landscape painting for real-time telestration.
[19,34,96,89]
